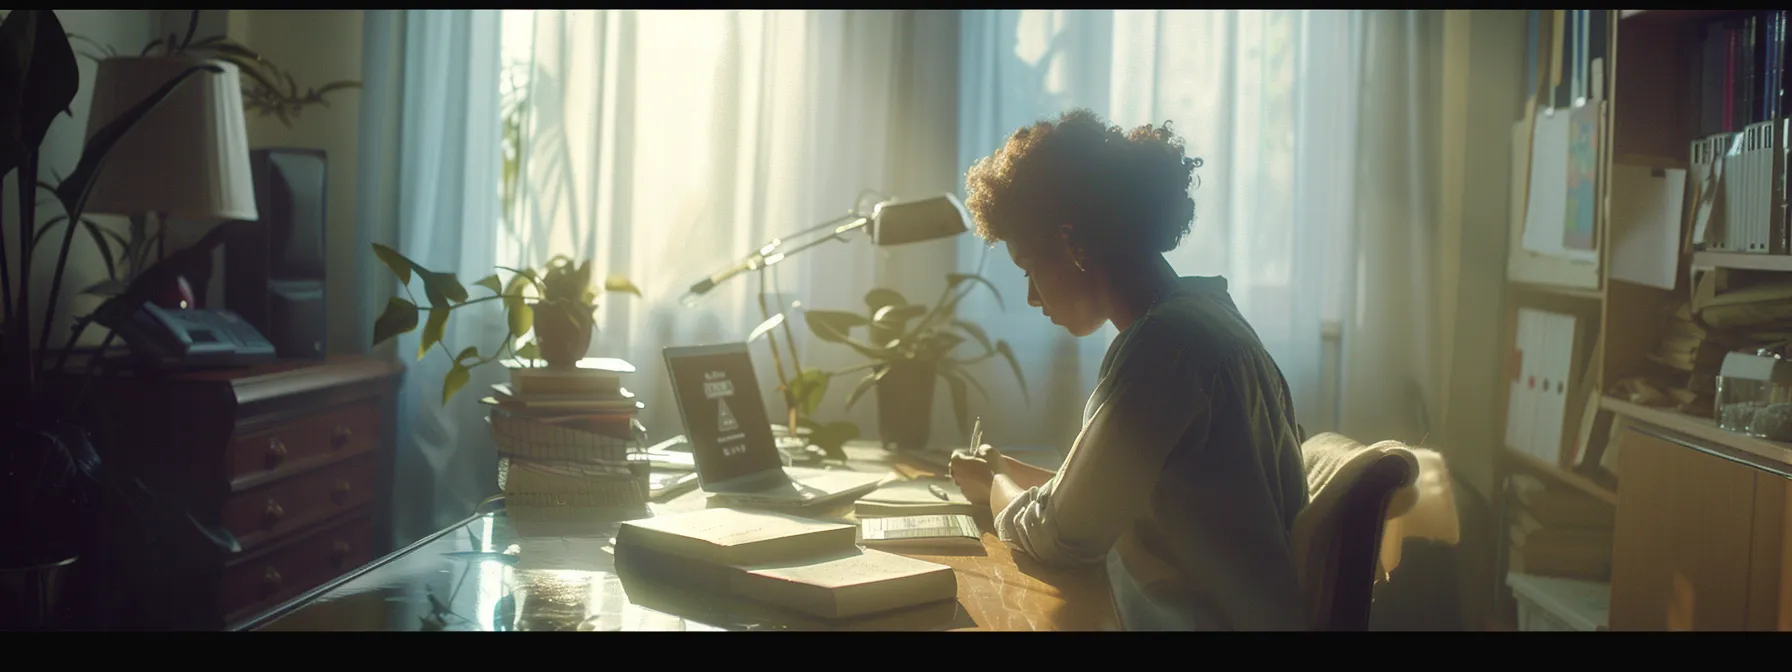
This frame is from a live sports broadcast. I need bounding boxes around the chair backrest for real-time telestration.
[1291,435,1419,631]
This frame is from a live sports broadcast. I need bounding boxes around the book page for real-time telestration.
[622,508,852,548]
[742,549,951,589]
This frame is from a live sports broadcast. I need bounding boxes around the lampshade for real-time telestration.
[869,193,970,246]
[81,56,258,222]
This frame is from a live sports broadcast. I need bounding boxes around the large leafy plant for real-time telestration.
[2,10,243,567]
[802,274,1028,435]
[369,246,640,404]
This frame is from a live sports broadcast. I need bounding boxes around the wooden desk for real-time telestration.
[236,447,1117,631]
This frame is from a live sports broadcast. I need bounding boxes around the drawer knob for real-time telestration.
[262,566,283,593]
[266,439,289,468]
[331,539,352,567]
[264,499,286,528]
[330,425,353,449]
[331,480,353,505]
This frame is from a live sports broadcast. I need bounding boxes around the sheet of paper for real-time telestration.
[1561,104,1601,261]
[1609,164,1687,290]
[1523,110,1574,258]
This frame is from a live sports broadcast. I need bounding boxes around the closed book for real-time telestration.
[732,549,957,620]
[503,357,635,397]
[854,480,977,518]
[859,514,982,551]
[615,507,858,567]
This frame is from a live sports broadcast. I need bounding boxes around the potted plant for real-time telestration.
[369,247,640,402]
[0,10,242,629]
[802,274,1026,451]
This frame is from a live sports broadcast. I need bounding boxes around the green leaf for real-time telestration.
[604,275,642,297]
[748,313,785,343]
[81,218,118,278]
[844,368,884,411]
[454,346,480,366]
[873,303,928,327]
[995,340,1029,405]
[807,421,860,462]
[943,371,971,437]
[952,319,995,356]
[803,309,870,343]
[372,243,413,285]
[946,272,1005,310]
[442,363,471,405]
[418,306,450,361]
[499,265,540,296]
[419,270,469,306]
[0,10,80,178]
[473,274,503,295]
[54,64,223,224]
[789,367,831,416]
[943,363,990,401]
[503,295,533,338]
[79,279,127,297]
[514,340,541,361]
[863,288,907,313]
[371,297,419,347]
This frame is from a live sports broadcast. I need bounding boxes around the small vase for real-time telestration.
[533,306,593,369]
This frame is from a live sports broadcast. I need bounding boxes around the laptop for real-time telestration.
[662,342,886,507]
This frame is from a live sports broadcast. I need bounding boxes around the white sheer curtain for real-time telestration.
[507,10,963,452]
[357,10,508,544]
[958,10,1365,451]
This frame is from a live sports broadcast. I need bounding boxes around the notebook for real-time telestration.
[859,514,983,551]
[853,479,976,518]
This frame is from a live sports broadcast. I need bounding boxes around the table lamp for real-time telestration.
[681,192,972,304]
[81,55,259,309]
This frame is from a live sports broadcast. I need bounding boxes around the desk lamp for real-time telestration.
[680,192,971,305]
[81,56,259,309]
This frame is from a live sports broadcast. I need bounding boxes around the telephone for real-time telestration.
[119,303,278,369]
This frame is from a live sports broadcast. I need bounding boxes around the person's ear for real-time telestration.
[1058,224,1088,273]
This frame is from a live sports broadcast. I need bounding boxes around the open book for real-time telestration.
[614,507,957,620]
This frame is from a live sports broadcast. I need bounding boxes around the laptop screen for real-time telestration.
[662,343,782,487]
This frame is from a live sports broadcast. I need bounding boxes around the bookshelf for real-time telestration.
[1497,8,1792,631]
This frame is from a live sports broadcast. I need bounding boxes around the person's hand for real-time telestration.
[949,444,1006,506]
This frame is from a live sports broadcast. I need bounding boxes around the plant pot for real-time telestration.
[875,360,937,452]
[0,544,78,630]
[533,306,593,368]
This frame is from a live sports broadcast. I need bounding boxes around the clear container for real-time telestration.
[1715,375,1792,440]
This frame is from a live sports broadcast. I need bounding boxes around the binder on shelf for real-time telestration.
[1692,119,1789,255]
[1507,308,1593,467]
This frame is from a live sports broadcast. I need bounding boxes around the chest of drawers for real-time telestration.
[79,356,400,629]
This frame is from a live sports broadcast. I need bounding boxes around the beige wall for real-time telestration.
[225,10,366,355]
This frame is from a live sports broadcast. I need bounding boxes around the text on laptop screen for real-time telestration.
[663,344,782,485]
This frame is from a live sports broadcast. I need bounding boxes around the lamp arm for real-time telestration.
[681,212,870,304]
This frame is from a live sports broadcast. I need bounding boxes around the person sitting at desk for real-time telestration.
[949,109,1309,631]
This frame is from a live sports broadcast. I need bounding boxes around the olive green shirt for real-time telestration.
[994,276,1310,630]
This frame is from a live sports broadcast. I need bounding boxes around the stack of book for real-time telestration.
[483,357,649,512]
[1505,474,1615,581]
[1647,298,1792,417]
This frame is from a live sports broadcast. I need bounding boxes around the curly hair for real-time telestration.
[963,109,1201,257]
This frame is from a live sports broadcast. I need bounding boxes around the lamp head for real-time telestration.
[869,193,969,246]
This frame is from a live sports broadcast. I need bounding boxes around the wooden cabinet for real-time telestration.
[1609,425,1792,631]
[77,356,399,630]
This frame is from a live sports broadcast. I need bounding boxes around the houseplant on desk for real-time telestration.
[369,248,640,403]
[803,274,1027,451]
[0,10,244,628]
